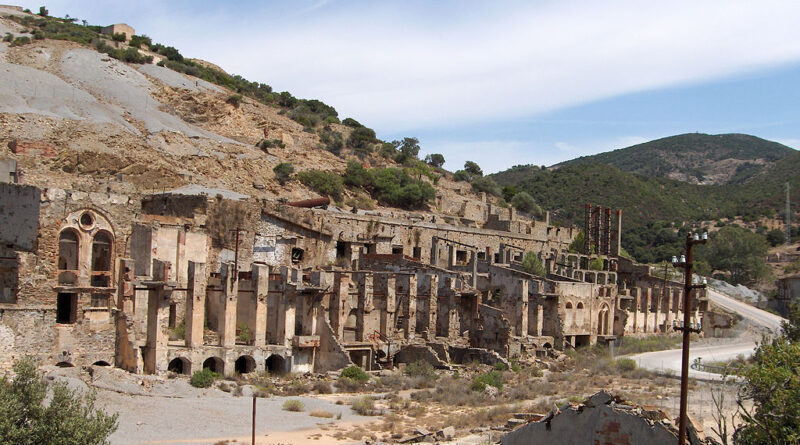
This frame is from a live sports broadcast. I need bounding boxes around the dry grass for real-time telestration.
[309,409,334,418]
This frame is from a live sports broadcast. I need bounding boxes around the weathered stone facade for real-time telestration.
[0,182,706,375]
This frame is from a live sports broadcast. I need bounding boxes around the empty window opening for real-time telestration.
[91,232,112,272]
[234,355,256,374]
[168,357,191,375]
[58,230,79,271]
[412,246,422,260]
[392,245,404,255]
[455,250,467,264]
[202,357,224,374]
[336,241,347,259]
[291,248,304,264]
[265,355,286,375]
[56,293,77,324]
[79,212,95,229]
[477,251,486,260]
[168,303,177,328]
[365,243,377,255]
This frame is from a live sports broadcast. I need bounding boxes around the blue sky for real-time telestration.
[19,0,800,172]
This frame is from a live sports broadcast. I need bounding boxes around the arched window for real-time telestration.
[58,230,79,271]
[91,232,113,272]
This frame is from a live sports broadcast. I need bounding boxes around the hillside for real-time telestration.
[553,133,796,185]
[0,7,482,218]
[491,149,800,263]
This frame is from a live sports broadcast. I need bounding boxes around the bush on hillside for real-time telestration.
[296,170,344,200]
[521,251,546,277]
[471,176,501,196]
[470,371,503,391]
[273,163,295,185]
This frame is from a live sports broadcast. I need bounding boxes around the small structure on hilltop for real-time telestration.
[502,391,710,445]
[101,23,134,40]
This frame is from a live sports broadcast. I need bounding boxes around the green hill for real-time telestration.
[491,138,800,263]
[553,133,796,185]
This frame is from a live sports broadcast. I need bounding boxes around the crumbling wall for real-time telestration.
[315,316,352,373]
[0,183,40,251]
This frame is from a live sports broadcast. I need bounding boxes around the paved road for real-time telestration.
[629,288,786,380]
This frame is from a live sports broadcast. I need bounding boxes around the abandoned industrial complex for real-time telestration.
[0,173,708,377]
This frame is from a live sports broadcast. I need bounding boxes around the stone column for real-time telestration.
[185,261,206,348]
[144,260,171,374]
[448,245,455,268]
[331,272,349,339]
[431,236,439,266]
[470,250,478,287]
[427,274,439,340]
[516,279,529,336]
[356,272,374,341]
[116,258,135,314]
[643,287,651,333]
[219,263,238,347]
[631,287,640,333]
[252,263,269,346]
[283,289,296,347]
[402,274,417,339]
[535,303,543,336]
[378,274,396,338]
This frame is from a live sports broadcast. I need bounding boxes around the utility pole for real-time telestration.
[671,232,707,445]
[787,182,792,246]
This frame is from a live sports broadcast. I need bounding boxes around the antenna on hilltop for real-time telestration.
[787,182,792,246]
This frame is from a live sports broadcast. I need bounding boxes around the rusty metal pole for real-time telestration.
[677,234,693,445]
[252,395,256,445]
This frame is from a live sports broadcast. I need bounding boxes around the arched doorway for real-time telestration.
[168,357,191,375]
[597,305,610,336]
[92,361,111,367]
[235,355,256,374]
[265,354,286,375]
[91,231,113,287]
[56,361,74,368]
[203,357,224,374]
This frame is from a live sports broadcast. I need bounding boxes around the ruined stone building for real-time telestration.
[0,180,706,376]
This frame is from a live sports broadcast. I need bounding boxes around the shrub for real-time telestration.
[347,126,377,153]
[511,191,542,216]
[111,32,126,42]
[341,365,370,382]
[273,162,295,185]
[342,117,362,128]
[3,33,13,42]
[10,36,31,46]
[343,160,371,187]
[309,410,334,418]
[521,251,546,277]
[236,324,251,344]
[351,396,376,415]
[226,94,243,107]
[0,357,119,444]
[403,360,438,381]
[312,380,333,394]
[616,358,637,372]
[471,177,501,196]
[296,170,344,200]
[493,362,509,371]
[128,34,152,49]
[589,256,604,271]
[257,139,286,150]
[368,167,435,208]
[470,371,503,391]
[335,376,366,393]
[282,399,304,412]
[190,369,220,388]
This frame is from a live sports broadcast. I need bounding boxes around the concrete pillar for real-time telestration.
[283,290,296,347]
[116,258,135,314]
[516,279,529,336]
[252,263,269,346]
[654,289,662,333]
[144,260,171,374]
[631,288,640,333]
[185,261,206,348]
[535,303,543,336]
[331,273,349,339]
[427,274,438,340]
[470,250,478,287]
[378,275,396,338]
[403,274,417,339]
[448,244,455,268]
[219,263,238,347]
[431,236,439,266]
[356,272,373,341]
[643,288,651,333]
